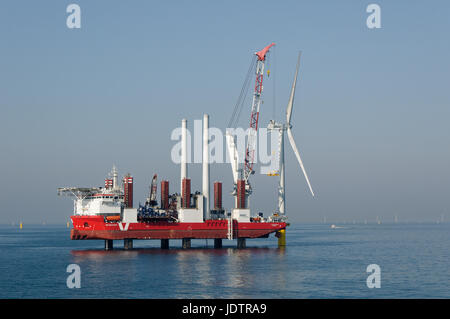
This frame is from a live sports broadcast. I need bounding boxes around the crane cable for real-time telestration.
[272,45,277,120]
[227,55,256,128]
[265,47,277,120]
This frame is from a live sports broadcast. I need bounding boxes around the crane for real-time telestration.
[146,174,158,207]
[244,43,275,183]
[226,43,275,216]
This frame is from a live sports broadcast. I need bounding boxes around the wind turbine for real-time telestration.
[267,51,314,218]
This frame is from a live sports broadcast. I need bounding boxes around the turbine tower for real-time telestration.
[267,51,314,218]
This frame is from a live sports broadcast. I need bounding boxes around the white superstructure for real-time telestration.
[58,167,125,216]
[73,193,122,216]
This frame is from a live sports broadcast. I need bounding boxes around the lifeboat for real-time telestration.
[105,215,121,222]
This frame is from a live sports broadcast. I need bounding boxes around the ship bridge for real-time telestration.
[58,187,123,216]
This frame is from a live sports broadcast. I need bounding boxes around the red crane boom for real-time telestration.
[243,43,275,183]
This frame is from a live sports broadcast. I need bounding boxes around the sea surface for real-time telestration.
[0,223,449,298]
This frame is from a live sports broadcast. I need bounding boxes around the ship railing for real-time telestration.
[227,213,233,240]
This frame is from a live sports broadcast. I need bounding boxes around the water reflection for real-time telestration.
[71,249,140,262]
[70,246,285,258]
[70,245,287,298]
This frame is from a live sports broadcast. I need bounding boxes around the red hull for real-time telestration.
[70,216,286,240]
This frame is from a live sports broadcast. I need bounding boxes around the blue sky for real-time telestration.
[0,1,449,223]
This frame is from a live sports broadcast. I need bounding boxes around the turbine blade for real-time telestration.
[286,52,302,125]
[287,127,314,197]
[226,132,239,184]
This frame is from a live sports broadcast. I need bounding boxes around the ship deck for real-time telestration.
[70,216,286,240]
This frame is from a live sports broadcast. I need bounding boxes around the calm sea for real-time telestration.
[0,223,449,298]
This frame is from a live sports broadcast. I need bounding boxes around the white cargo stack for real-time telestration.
[232,208,250,222]
[177,191,204,222]
[122,208,138,223]
[178,197,204,222]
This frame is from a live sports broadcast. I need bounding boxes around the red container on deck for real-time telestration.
[237,179,246,209]
[182,178,191,208]
[214,181,222,210]
[161,180,169,210]
[123,175,133,208]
